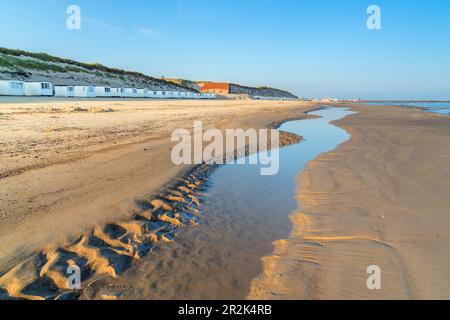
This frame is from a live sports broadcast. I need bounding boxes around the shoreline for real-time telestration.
[249,103,450,300]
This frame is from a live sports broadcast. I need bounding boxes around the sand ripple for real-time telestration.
[0,165,214,300]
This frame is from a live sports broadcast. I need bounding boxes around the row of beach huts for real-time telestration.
[0,80,216,99]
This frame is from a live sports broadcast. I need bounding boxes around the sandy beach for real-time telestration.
[249,103,450,300]
[1,99,450,300]
[0,98,317,298]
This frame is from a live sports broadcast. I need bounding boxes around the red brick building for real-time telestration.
[199,82,230,95]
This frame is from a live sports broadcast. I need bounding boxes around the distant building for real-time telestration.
[199,82,230,95]
[0,79,218,100]
[54,85,75,97]
[111,88,126,97]
[74,85,95,98]
[25,81,53,96]
[124,88,138,98]
[137,88,148,98]
[0,80,25,96]
[95,86,112,97]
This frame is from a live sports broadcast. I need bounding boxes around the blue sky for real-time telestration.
[0,0,449,99]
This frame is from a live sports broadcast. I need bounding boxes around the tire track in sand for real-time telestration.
[0,165,215,300]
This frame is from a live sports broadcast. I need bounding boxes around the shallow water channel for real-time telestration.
[87,107,355,300]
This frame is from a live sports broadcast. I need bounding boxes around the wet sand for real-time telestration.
[249,103,450,300]
[0,98,317,299]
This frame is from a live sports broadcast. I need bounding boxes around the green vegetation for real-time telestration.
[0,53,84,73]
[0,47,131,75]
[164,78,200,90]
[0,47,196,91]
[0,54,15,69]
[230,83,297,98]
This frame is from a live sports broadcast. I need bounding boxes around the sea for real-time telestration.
[365,101,450,115]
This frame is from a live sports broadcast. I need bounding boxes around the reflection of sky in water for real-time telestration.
[366,102,450,115]
[203,107,355,247]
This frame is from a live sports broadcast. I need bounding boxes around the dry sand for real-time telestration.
[249,103,450,300]
[0,98,318,298]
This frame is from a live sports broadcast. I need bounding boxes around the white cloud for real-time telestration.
[134,27,157,36]
[86,17,157,37]
[85,17,124,31]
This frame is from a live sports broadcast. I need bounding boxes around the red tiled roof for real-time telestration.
[200,83,229,91]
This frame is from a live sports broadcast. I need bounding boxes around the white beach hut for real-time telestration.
[123,88,132,98]
[153,91,163,98]
[145,90,156,98]
[137,89,147,98]
[74,85,95,98]
[54,85,75,97]
[111,88,125,97]
[151,91,162,98]
[0,80,25,96]
[95,86,112,97]
[24,82,53,96]
[173,91,181,99]
[164,91,173,99]
[173,92,183,99]
[124,88,138,98]
[144,89,152,98]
